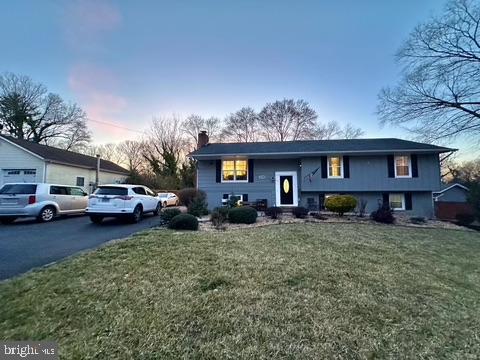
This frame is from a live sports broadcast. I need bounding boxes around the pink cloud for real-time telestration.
[69,63,130,141]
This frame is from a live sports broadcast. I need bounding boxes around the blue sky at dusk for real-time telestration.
[2,0,461,151]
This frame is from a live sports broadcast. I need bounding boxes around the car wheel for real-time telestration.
[153,202,161,216]
[0,217,17,225]
[37,206,56,222]
[90,215,104,224]
[130,205,143,223]
[163,201,168,208]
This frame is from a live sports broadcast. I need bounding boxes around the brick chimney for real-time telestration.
[197,131,209,149]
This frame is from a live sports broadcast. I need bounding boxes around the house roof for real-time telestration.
[433,183,469,194]
[189,138,455,158]
[0,135,129,174]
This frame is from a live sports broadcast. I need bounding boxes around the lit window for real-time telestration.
[389,193,405,210]
[395,155,411,177]
[328,156,343,178]
[222,160,248,182]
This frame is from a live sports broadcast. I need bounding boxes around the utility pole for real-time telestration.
[95,154,100,190]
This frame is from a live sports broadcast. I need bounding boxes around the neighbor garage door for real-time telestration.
[2,169,37,185]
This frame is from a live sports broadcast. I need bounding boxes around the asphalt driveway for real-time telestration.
[0,214,161,280]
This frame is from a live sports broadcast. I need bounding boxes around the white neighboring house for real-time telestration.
[0,135,129,192]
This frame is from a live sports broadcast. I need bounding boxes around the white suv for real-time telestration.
[86,184,161,224]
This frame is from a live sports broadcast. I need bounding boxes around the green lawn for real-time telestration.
[1,224,479,359]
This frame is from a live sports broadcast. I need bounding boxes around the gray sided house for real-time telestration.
[189,133,455,218]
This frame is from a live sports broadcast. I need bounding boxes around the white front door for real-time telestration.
[275,171,298,207]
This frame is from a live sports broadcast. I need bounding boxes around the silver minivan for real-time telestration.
[0,183,89,224]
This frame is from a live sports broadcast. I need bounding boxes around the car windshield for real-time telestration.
[158,193,168,198]
[0,184,37,195]
[95,187,128,196]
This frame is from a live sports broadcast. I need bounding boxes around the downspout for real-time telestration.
[43,161,48,182]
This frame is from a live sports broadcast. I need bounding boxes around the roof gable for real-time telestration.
[433,183,469,194]
[0,135,129,174]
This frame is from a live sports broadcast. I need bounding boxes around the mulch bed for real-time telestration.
[198,212,470,232]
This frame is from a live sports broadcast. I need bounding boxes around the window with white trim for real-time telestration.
[222,194,244,206]
[394,155,411,178]
[389,193,405,210]
[222,160,248,182]
[328,156,343,178]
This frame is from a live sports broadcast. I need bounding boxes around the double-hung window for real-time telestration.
[222,160,248,182]
[328,156,343,178]
[394,155,411,178]
[389,193,405,210]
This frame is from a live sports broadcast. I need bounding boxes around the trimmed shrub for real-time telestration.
[214,206,229,219]
[370,205,395,224]
[160,208,181,223]
[265,206,283,219]
[292,206,309,219]
[227,194,241,208]
[169,214,199,230]
[187,192,209,217]
[325,195,357,216]
[228,206,257,224]
[210,207,228,229]
[456,213,475,225]
[178,188,205,207]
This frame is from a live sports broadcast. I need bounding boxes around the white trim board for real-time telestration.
[434,183,469,194]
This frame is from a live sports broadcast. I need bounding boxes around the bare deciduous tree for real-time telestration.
[443,157,480,184]
[341,123,365,139]
[182,114,221,145]
[315,121,342,139]
[258,99,317,141]
[84,143,125,164]
[378,0,480,143]
[221,107,259,142]
[144,116,187,181]
[0,72,91,149]
[117,140,146,173]
[314,121,364,139]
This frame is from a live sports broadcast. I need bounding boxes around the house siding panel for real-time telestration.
[436,186,468,203]
[0,138,45,187]
[197,153,440,217]
[198,159,299,209]
[46,163,127,193]
[300,191,434,217]
[301,154,441,192]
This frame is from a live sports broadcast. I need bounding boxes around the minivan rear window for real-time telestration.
[95,187,128,196]
[0,184,37,195]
